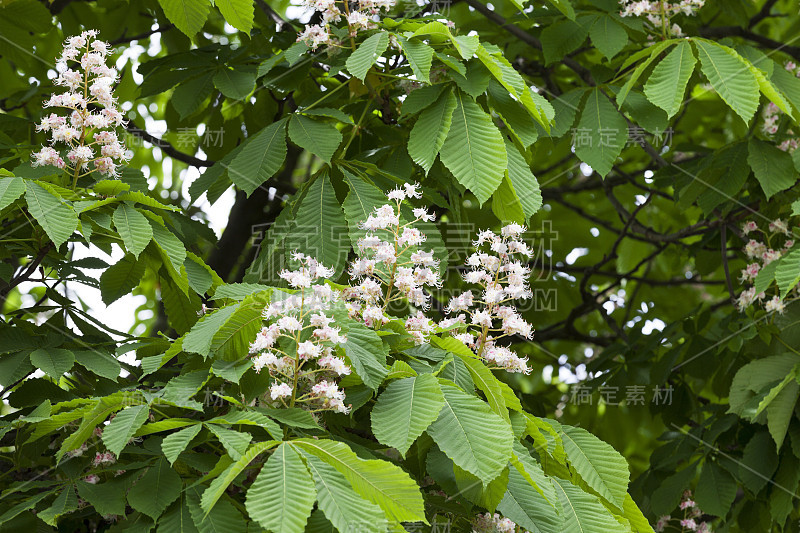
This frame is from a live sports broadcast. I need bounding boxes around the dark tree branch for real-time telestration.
[125,123,212,167]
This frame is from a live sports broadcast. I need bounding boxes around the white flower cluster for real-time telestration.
[737,219,795,313]
[344,183,442,342]
[249,252,351,414]
[296,0,395,49]
[440,224,534,374]
[761,62,800,153]
[472,513,519,533]
[619,0,705,37]
[32,30,130,179]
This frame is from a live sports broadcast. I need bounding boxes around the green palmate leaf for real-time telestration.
[771,454,800,525]
[209,292,268,361]
[401,84,446,116]
[739,431,779,493]
[498,465,563,533]
[511,442,558,508]
[301,454,388,533]
[399,36,434,83]
[370,374,445,456]
[215,0,253,33]
[200,440,280,513]
[589,14,627,60]
[694,461,737,518]
[206,425,252,460]
[694,40,760,124]
[346,31,390,81]
[427,383,513,484]
[101,404,150,457]
[127,458,183,521]
[557,424,630,509]
[157,0,210,37]
[448,348,509,420]
[344,321,389,390]
[407,88,456,174]
[293,439,427,523]
[29,348,74,378]
[454,464,509,511]
[545,0,575,19]
[341,169,387,249]
[188,489,247,533]
[24,181,78,248]
[452,35,480,60]
[747,138,797,200]
[77,479,127,516]
[504,138,542,219]
[173,73,215,120]
[73,349,121,381]
[162,423,203,465]
[488,82,538,148]
[0,176,24,211]
[183,304,239,356]
[617,40,674,107]
[452,61,491,98]
[113,203,152,258]
[56,393,132,462]
[37,484,78,526]
[213,67,255,99]
[228,118,288,196]
[540,17,591,65]
[575,88,628,177]
[285,173,348,275]
[288,115,342,163]
[551,478,622,533]
[159,493,199,533]
[246,443,316,533]
[492,173,525,225]
[622,494,654,533]
[439,90,506,205]
[300,107,354,124]
[644,40,696,118]
[161,277,201,334]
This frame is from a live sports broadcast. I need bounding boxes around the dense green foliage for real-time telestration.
[2,0,800,531]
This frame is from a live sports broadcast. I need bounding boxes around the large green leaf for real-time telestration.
[200,440,280,513]
[488,82,538,148]
[101,404,150,457]
[616,41,674,107]
[228,118,287,196]
[371,374,444,456]
[694,461,737,518]
[558,424,630,509]
[188,489,247,533]
[127,458,182,520]
[504,138,542,219]
[399,36,434,83]
[37,485,78,526]
[158,493,199,533]
[589,14,628,60]
[301,454,388,533]
[341,169,387,249]
[157,0,210,37]
[215,0,253,33]
[551,478,622,533]
[206,425,252,461]
[162,424,203,465]
[343,321,389,390]
[292,439,427,523]
[747,138,797,200]
[694,40,759,124]
[245,443,316,533]
[498,465,562,533]
[644,40,696,118]
[346,31,390,81]
[29,348,74,379]
[407,88,456,174]
[113,203,152,258]
[575,88,627,177]
[183,304,239,357]
[439,91,506,205]
[540,17,591,65]
[288,115,342,163]
[426,383,513,484]
[24,181,78,248]
[0,176,24,211]
[285,173,348,276]
[209,292,267,361]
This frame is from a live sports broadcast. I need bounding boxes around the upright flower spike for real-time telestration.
[32,30,131,186]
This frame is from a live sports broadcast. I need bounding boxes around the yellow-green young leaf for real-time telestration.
[399,36,434,83]
[451,34,480,60]
[558,424,630,509]
[551,478,622,533]
[505,138,542,219]
[0,176,24,211]
[215,0,253,33]
[589,14,628,60]
[162,424,203,465]
[24,181,78,248]
[621,494,654,533]
[288,115,342,163]
[439,91,506,205]
[616,40,674,107]
[292,439,427,523]
[37,485,78,526]
[492,176,526,226]
[245,443,316,533]
[407,89,456,174]
[747,61,797,123]
[346,31,390,81]
[643,40,696,118]
[127,458,182,521]
[101,404,150,457]
[694,461,737,519]
[301,454,388,533]
[747,138,798,200]
[427,383,514,484]
[694,40,760,124]
[157,0,210,37]
[30,348,74,379]
[497,465,563,533]
[200,441,280,513]
[370,374,445,456]
[228,118,287,196]
[575,88,628,177]
[113,203,152,258]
